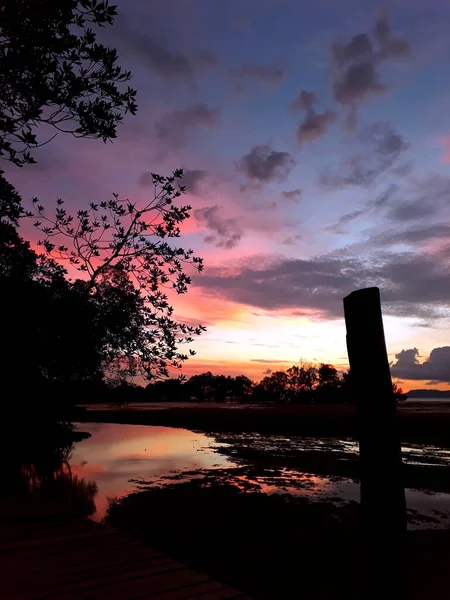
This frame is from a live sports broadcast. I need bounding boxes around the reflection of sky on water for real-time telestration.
[72,423,450,529]
[71,423,231,518]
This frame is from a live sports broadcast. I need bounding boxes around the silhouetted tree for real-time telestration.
[146,378,187,402]
[317,363,339,387]
[253,371,290,403]
[315,363,341,403]
[0,220,169,422]
[286,364,318,402]
[229,375,254,403]
[0,2,203,386]
[0,0,137,224]
[0,0,137,168]
[186,372,217,402]
[31,170,205,381]
[393,383,407,402]
[145,373,255,404]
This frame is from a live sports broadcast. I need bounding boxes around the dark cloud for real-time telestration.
[282,235,302,246]
[368,175,450,230]
[196,249,450,322]
[332,15,410,107]
[262,368,273,375]
[373,184,399,208]
[319,122,409,188]
[332,34,373,66]
[325,209,365,234]
[282,189,302,203]
[250,359,289,364]
[334,62,386,105]
[236,144,296,182]
[375,15,411,60]
[196,50,217,68]
[372,224,450,247]
[291,90,335,144]
[291,90,317,112]
[134,37,193,79]
[118,18,217,84]
[386,201,436,222]
[229,63,285,88]
[253,200,278,211]
[391,347,450,383]
[181,169,208,195]
[155,103,220,148]
[195,205,242,249]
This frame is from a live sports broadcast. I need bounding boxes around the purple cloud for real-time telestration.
[195,205,242,249]
[291,90,334,144]
[236,144,295,182]
[155,103,220,147]
[391,347,450,383]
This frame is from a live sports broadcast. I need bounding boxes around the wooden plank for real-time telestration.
[59,569,211,600]
[141,581,228,600]
[13,544,163,584]
[9,556,175,596]
[25,558,181,599]
[1,535,141,572]
[0,516,101,542]
[0,518,251,600]
[187,589,243,599]
[0,526,116,552]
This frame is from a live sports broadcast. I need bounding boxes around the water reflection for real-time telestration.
[72,422,450,528]
[2,434,98,520]
[71,423,231,517]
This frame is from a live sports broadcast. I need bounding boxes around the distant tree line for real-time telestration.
[84,364,407,405]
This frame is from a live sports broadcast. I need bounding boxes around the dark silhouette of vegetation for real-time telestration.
[0,0,137,167]
[136,364,406,405]
[1,420,97,519]
[0,0,137,225]
[0,0,204,429]
[31,170,205,382]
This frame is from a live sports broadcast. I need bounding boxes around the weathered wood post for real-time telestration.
[343,287,407,598]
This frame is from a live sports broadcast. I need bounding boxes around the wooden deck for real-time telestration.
[0,517,250,600]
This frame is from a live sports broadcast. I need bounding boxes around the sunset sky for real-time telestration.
[6,0,450,390]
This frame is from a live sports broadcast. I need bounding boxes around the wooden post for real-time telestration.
[343,287,407,598]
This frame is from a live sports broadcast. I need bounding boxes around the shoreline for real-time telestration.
[79,403,450,447]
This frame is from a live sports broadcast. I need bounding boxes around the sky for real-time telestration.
[6,0,450,390]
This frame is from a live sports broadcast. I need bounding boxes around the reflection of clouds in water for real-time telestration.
[72,423,450,528]
[71,423,232,520]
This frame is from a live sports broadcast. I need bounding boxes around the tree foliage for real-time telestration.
[0,0,137,168]
[0,0,204,390]
[0,221,149,389]
[31,169,205,381]
[105,364,409,405]
[145,372,255,403]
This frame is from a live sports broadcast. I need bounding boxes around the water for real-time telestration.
[70,424,233,517]
[72,422,450,529]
